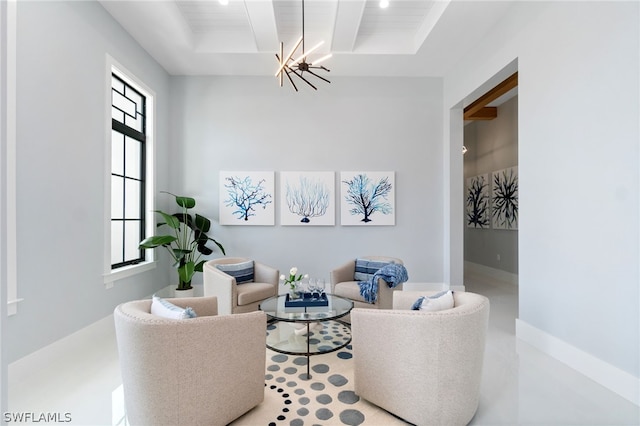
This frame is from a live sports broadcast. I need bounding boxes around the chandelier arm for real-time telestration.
[291,41,324,67]
[305,69,331,84]
[275,53,284,87]
[290,69,318,90]
[283,67,299,92]
[275,37,303,77]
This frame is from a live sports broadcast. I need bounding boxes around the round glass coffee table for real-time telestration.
[259,293,354,378]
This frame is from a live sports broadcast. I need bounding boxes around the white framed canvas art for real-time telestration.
[219,171,275,225]
[340,171,395,226]
[280,171,335,226]
[465,174,490,228]
[492,166,518,230]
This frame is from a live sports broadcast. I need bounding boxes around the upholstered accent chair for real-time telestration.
[113,296,266,426]
[351,290,490,426]
[204,257,279,315]
[329,255,404,310]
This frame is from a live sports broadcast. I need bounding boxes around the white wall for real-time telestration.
[7,1,172,362]
[445,0,639,387]
[170,76,444,284]
[0,0,12,414]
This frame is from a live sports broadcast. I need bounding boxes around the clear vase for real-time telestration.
[289,282,301,300]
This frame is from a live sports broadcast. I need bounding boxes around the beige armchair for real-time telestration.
[351,290,490,426]
[330,255,404,310]
[204,257,279,315]
[113,296,266,426]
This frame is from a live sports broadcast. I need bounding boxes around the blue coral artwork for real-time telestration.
[219,171,275,225]
[280,171,335,226]
[340,171,395,226]
[466,174,490,228]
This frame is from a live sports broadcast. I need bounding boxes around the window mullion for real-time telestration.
[110,71,146,270]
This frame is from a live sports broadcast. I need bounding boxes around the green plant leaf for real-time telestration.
[155,210,180,229]
[196,243,213,256]
[174,213,194,230]
[195,214,211,233]
[178,261,195,284]
[172,248,191,260]
[194,260,207,273]
[209,237,226,255]
[193,230,208,244]
[139,235,177,248]
[175,196,195,209]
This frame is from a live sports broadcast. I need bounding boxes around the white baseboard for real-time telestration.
[465,261,518,286]
[516,319,639,407]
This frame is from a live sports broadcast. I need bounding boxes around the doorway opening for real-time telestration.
[461,69,519,321]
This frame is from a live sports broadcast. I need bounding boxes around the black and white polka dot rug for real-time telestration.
[230,325,409,426]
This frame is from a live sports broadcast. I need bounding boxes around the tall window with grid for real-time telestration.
[111,74,146,269]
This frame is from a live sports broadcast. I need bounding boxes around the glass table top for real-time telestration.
[259,293,353,322]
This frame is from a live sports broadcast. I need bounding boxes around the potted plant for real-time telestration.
[139,192,225,295]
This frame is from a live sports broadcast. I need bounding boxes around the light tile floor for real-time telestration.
[7,271,639,425]
[465,272,639,426]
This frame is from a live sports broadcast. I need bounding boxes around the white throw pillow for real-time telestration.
[411,290,454,312]
[151,296,197,320]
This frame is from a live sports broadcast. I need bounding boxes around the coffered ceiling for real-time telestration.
[99,0,515,77]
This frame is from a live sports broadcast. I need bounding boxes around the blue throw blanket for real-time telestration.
[358,263,409,304]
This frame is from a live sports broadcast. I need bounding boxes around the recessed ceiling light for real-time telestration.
[380,0,389,9]
[219,0,229,5]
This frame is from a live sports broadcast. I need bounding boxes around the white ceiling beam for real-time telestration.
[315,0,340,54]
[413,0,451,53]
[330,0,367,53]
[244,0,279,52]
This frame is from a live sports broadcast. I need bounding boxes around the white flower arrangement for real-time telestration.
[280,267,308,291]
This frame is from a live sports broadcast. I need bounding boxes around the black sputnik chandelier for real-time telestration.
[275,0,332,91]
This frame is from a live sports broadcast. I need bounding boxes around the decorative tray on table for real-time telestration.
[285,292,329,307]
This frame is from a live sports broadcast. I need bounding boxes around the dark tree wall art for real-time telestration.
[340,171,395,226]
[280,172,335,226]
[492,166,518,230]
[219,171,275,225]
[466,174,490,228]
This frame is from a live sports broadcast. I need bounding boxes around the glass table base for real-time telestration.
[265,320,351,378]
